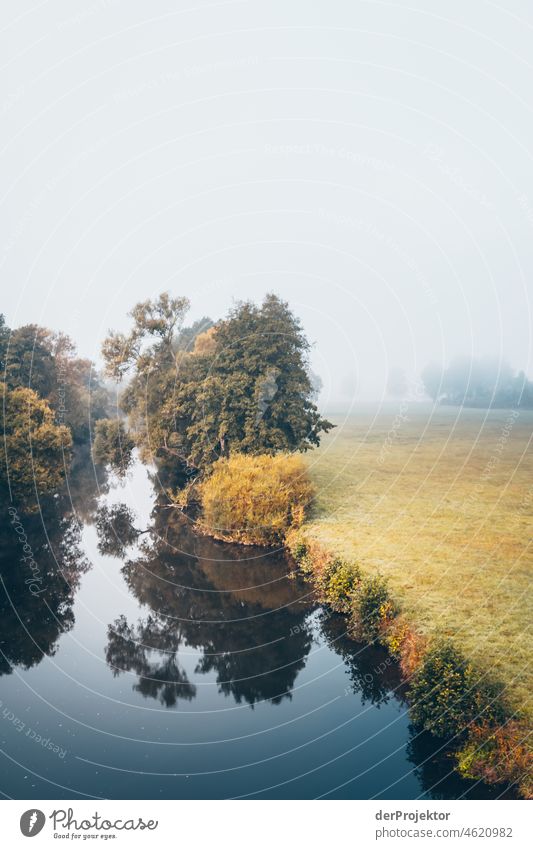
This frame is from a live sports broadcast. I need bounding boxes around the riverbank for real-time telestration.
[302,405,533,721]
[284,529,531,798]
[290,405,533,797]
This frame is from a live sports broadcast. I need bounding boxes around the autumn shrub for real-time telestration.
[286,532,360,610]
[318,557,361,613]
[291,535,334,579]
[198,453,315,546]
[287,535,309,566]
[382,616,427,679]
[286,529,314,574]
[409,641,508,739]
[457,721,533,798]
[349,574,397,642]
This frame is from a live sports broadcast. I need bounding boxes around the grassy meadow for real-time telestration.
[303,403,533,719]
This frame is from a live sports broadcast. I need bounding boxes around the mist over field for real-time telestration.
[1,0,532,404]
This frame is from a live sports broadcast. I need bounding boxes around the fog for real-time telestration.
[1,0,532,405]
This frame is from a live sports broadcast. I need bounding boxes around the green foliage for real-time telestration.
[93,419,135,476]
[350,574,396,642]
[102,292,333,472]
[173,317,213,352]
[317,557,361,613]
[409,641,508,739]
[0,382,72,506]
[325,559,361,612]
[290,540,309,565]
[193,293,334,461]
[456,722,533,797]
[0,314,108,509]
[0,319,108,443]
[2,324,57,398]
[102,292,191,380]
[198,453,315,546]
[286,533,316,578]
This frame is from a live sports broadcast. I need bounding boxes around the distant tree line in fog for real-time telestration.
[421,357,533,409]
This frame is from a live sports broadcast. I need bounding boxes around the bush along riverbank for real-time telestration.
[285,531,533,799]
[195,453,315,545]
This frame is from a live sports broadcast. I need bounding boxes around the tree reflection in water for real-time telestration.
[320,610,406,708]
[103,503,315,707]
[106,614,197,706]
[0,450,105,676]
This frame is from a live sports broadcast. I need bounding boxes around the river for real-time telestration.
[0,454,511,799]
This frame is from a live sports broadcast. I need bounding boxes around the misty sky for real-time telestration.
[1,0,533,402]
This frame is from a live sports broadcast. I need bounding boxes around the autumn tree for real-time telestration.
[187,293,334,463]
[101,292,190,380]
[2,323,58,398]
[1,318,108,443]
[0,382,72,506]
[49,332,109,443]
[102,292,333,472]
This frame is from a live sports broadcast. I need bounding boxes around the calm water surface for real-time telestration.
[0,455,510,799]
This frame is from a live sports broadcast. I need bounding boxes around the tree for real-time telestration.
[1,320,108,442]
[183,293,333,464]
[421,357,533,409]
[0,382,72,506]
[101,292,192,467]
[0,314,10,374]
[173,316,213,353]
[2,324,58,399]
[102,292,333,472]
[409,641,507,738]
[101,292,191,380]
[49,334,109,443]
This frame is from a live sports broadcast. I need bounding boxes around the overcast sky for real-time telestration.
[1,0,533,402]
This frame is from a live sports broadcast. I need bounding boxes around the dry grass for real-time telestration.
[303,403,533,719]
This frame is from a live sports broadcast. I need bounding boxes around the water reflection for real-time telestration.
[106,614,197,706]
[0,457,514,799]
[321,611,406,707]
[0,449,103,676]
[103,505,315,707]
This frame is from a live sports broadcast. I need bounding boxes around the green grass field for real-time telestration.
[303,403,533,719]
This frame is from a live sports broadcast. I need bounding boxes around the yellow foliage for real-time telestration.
[193,326,218,356]
[198,453,315,546]
[0,382,72,506]
[457,722,533,799]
